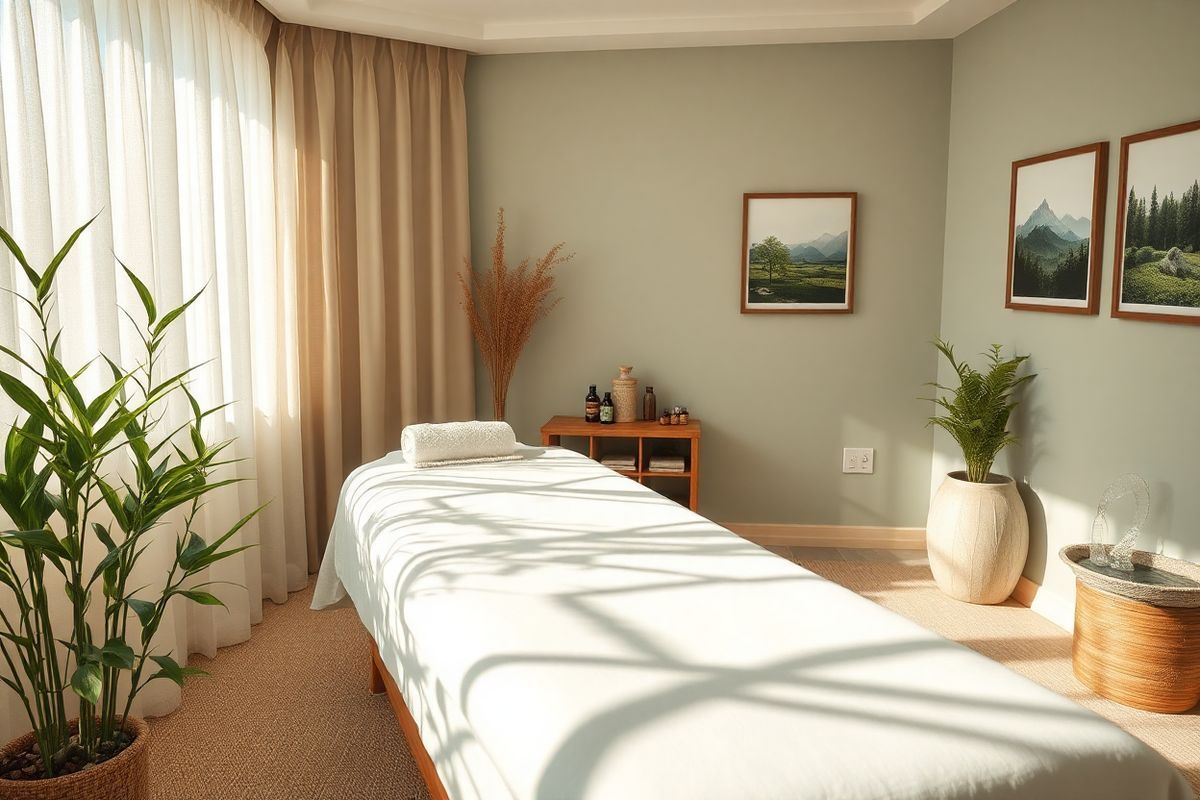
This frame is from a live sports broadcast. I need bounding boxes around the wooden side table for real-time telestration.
[540,415,701,511]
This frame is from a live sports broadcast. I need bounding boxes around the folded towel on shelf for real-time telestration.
[649,456,686,472]
[600,454,637,470]
[400,421,521,468]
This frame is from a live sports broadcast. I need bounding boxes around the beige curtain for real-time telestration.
[0,0,308,737]
[272,27,476,561]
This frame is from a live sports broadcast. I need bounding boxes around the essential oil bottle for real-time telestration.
[585,385,601,422]
[599,392,615,424]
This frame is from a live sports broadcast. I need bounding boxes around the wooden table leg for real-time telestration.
[689,437,700,512]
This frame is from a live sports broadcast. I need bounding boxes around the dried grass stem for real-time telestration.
[458,208,572,419]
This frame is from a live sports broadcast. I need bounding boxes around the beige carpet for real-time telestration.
[149,560,1200,797]
[147,590,430,800]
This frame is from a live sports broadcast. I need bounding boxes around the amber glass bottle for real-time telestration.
[585,385,601,422]
[642,386,656,421]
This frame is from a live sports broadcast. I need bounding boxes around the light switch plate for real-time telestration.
[842,447,875,474]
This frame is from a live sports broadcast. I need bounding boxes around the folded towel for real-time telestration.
[400,421,520,468]
[600,455,637,469]
[649,456,685,472]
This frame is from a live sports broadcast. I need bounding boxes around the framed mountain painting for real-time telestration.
[741,192,857,314]
[1112,119,1200,325]
[1005,142,1108,314]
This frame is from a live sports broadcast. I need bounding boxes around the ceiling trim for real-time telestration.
[262,0,1016,55]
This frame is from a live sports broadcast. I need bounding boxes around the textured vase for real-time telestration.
[926,471,1029,604]
[611,365,637,423]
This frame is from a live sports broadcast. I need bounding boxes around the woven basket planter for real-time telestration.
[0,717,149,800]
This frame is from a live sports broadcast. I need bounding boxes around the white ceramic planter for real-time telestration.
[926,471,1029,604]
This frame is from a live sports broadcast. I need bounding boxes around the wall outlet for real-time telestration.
[842,447,875,474]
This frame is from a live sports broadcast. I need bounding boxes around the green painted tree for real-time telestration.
[755,235,792,284]
[1148,186,1161,249]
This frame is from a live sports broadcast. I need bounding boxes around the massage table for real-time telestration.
[312,445,1192,800]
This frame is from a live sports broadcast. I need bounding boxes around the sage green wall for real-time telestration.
[467,42,952,526]
[936,0,1200,618]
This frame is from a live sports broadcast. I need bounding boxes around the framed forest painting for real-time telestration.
[1112,119,1200,325]
[1006,142,1107,314]
[741,192,857,314]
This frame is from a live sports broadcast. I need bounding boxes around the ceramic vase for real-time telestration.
[611,366,637,423]
[926,471,1029,604]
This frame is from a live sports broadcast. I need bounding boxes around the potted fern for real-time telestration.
[925,339,1035,604]
[0,221,257,798]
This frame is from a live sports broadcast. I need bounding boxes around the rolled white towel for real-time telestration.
[400,421,520,468]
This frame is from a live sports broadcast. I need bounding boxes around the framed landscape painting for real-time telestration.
[1005,142,1107,314]
[741,192,857,314]
[1112,119,1200,325]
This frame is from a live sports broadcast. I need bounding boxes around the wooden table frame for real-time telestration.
[369,639,451,800]
[539,416,702,511]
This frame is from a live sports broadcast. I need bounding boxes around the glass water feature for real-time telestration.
[1081,473,1199,589]
[1088,473,1149,572]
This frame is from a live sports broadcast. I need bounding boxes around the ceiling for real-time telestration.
[260,0,1017,54]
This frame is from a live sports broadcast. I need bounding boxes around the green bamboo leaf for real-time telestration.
[5,416,42,479]
[153,285,205,338]
[98,639,135,670]
[125,597,156,629]
[37,215,99,301]
[0,528,71,560]
[0,343,42,376]
[148,654,206,686]
[0,223,41,289]
[0,630,34,649]
[85,372,131,424]
[119,258,156,324]
[0,371,53,427]
[178,532,207,571]
[91,522,117,552]
[70,661,103,705]
[177,589,223,607]
[96,479,129,530]
[184,543,255,572]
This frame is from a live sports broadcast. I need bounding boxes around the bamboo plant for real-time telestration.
[0,219,258,778]
[925,338,1035,483]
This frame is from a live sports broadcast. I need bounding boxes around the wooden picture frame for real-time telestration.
[1111,118,1200,325]
[740,192,857,314]
[1005,142,1108,314]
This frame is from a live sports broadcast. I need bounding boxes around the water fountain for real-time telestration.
[1058,475,1200,713]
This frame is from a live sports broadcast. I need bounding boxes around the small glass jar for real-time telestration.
[670,410,680,425]
[658,412,670,426]
[679,407,689,425]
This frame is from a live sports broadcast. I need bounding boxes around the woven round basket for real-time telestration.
[1059,544,1200,607]
[0,717,149,800]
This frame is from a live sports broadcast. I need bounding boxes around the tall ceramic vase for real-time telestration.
[611,366,637,423]
[926,471,1029,604]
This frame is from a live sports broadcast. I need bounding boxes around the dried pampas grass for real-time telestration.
[459,208,573,420]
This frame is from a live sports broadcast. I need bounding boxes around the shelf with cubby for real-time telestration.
[539,416,701,511]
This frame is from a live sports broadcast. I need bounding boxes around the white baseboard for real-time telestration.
[725,523,926,550]
[1010,575,1074,631]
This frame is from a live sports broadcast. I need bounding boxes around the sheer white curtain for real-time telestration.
[0,0,307,739]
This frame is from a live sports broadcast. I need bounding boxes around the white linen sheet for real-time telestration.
[313,446,1192,800]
